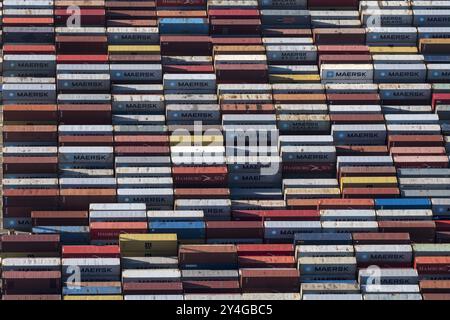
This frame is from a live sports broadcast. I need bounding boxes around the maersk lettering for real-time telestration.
[388,71,420,77]
[73,154,108,161]
[334,71,368,77]
[124,72,156,78]
[17,92,49,97]
[346,132,379,138]
[176,81,209,88]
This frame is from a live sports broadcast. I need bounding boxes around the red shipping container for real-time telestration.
[62,245,121,258]
[90,222,148,240]
[415,257,450,274]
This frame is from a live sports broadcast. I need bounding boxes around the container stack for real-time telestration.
[61,244,122,300]
[2,0,58,232]
[120,232,180,300]
[1,0,450,301]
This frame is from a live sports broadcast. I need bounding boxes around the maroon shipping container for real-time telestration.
[422,293,450,300]
[3,157,59,175]
[210,19,261,35]
[114,146,170,156]
[215,64,268,84]
[342,188,400,199]
[56,35,108,54]
[262,28,312,37]
[31,211,89,226]
[327,93,380,105]
[390,147,446,156]
[238,256,296,268]
[211,37,262,46]
[1,234,60,253]
[2,271,61,295]
[163,65,214,73]
[54,8,106,26]
[282,163,335,175]
[237,244,294,256]
[90,222,148,240]
[3,105,58,123]
[336,146,389,156]
[388,135,445,148]
[239,268,300,293]
[60,189,117,210]
[330,114,385,124]
[352,233,411,245]
[339,166,397,178]
[3,189,60,207]
[58,104,112,125]
[318,45,370,55]
[232,210,320,221]
[174,188,230,199]
[4,207,58,219]
[308,0,358,8]
[436,231,450,243]
[319,54,372,65]
[3,125,58,143]
[378,221,436,243]
[287,198,374,210]
[122,282,184,295]
[313,28,366,45]
[114,135,169,146]
[182,280,241,294]
[206,221,263,239]
[179,245,238,268]
[420,280,450,294]
[208,9,259,19]
[160,36,211,56]
[2,294,61,300]
[59,135,114,147]
[172,166,228,186]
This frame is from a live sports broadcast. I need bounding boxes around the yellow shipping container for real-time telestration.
[108,45,161,54]
[269,74,321,83]
[369,46,418,54]
[119,233,178,256]
[63,295,123,301]
[340,176,398,190]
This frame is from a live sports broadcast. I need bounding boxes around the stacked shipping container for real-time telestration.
[1,0,450,300]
